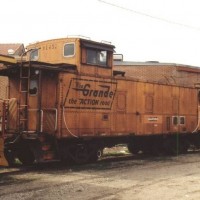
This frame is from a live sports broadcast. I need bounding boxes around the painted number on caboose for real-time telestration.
[64,78,117,109]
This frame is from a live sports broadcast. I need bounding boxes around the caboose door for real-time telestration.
[28,70,58,133]
[27,70,41,132]
[28,70,58,134]
[40,71,58,134]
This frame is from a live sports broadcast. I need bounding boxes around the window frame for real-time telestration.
[172,116,186,125]
[179,116,186,125]
[86,48,108,67]
[172,116,179,126]
[63,42,75,58]
[29,78,39,96]
[30,49,39,61]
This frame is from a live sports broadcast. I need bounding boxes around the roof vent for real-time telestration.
[101,40,112,45]
[113,54,123,61]
[146,61,159,63]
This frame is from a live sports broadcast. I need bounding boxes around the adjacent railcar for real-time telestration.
[0,37,200,166]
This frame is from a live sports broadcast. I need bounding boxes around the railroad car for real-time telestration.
[0,37,200,166]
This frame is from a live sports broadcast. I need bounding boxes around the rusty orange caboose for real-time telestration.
[0,37,200,166]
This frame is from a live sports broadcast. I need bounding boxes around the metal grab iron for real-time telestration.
[0,100,8,166]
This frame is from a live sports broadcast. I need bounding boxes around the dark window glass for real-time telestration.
[64,43,75,57]
[172,116,178,125]
[29,79,38,95]
[180,116,185,125]
[87,49,97,64]
[30,49,39,61]
[86,49,107,66]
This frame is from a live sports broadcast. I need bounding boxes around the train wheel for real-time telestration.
[97,149,103,158]
[143,145,160,156]
[89,151,98,162]
[165,139,189,155]
[163,139,177,155]
[17,148,35,166]
[4,149,15,166]
[178,140,189,154]
[89,148,103,162]
[127,144,139,154]
[72,145,89,164]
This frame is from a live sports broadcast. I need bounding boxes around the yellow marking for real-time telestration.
[0,54,17,65]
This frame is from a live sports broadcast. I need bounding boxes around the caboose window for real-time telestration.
[86,49,107,66]
[180,116,185,125]
[29,79,38,95]
[30,49,39,61]
[172,116,178,125]
[64,43,75,57]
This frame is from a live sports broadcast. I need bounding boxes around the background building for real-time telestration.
[114,59,200,87]
[0,43,25,99]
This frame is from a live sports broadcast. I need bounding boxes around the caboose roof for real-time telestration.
[27,37,115,51]
[0,61,77,76]
[80,38,115,51]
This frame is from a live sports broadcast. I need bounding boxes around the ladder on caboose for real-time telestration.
[19,61,31,132]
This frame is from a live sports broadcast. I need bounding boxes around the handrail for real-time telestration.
[0,105,58,134]
[28,108,58,132]
[0,100,9,138]
[192,105,200,133]
[40,110,44,132]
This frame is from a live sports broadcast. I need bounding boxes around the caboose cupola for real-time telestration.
[27,37,115,76]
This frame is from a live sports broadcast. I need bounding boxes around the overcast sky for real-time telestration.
[1,0,200,66]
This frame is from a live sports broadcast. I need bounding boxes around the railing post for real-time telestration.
[40,110,44,132]
[1,101,6,138]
